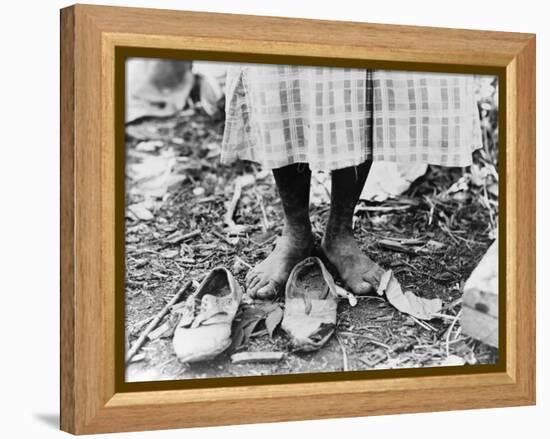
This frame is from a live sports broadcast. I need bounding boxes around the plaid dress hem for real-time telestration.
[221,65,482,171]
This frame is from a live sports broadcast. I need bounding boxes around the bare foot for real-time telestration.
[246,231,313,299]
[321,233,384,295]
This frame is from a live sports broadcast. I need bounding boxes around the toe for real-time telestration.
[255,280,279,300]
[248,274,263,290]
[246,271,263,288]
[245,269,257,285]
[247,276,266,298]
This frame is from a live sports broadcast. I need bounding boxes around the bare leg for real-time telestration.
[246,164,313,299]
[321,161,385,295]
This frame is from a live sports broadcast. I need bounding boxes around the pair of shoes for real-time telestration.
[173,257,346,362]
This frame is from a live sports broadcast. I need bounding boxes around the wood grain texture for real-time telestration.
[79,4,530,67]
[510,35,536,398]
[60,4,536,434]
[60,6,75,433]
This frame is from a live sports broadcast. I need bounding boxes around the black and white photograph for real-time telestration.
[123,58,499,382]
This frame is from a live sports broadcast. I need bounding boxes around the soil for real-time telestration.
[124,108,498,383]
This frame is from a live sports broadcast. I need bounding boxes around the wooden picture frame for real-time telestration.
[60,4,536,434]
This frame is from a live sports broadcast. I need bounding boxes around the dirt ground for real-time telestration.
[124,107,499,382]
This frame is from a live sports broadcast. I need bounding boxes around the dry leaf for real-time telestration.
[136,140,163,152]
[487,182,498,197]
[205,142,221,158]
[128,203,154,221]
[359,349,388,367]
[161,249,179,259]
[265,306,283,338]
[231,307,264,349]
[126,148,183,199]
[469,164,489,186]
[147,320,173,340]
[232,256,251,275]
[439,355,466,366]
[425,240,445,251]
[193,187,205,196]
[128,353,146,363]
[377,270,442,320]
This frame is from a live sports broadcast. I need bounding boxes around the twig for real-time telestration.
[231,351,285,364]
[423,196,435,226]
[131,315,155,333]
[355,205,411,213]
[336,335,349,372]
[439,223,460,245]
[377,239,419,255]
[449,336,466,345]
[441,297,462,312]
[212,230,237,245]
[165,229,201,244]
[354,295,386,302]
[234,255,252,270]
[197,196,218,204]
[254,188,271,232]
[312,172,331,200]
[440,223,479,250]
[445,310,462,357]
[146,229,201,246]
[125,280,192,364]
[136,249,164,256]
[224,177,249,231]
[431,312,457,321]
[453,327,462,341]
[176,257,196,264]
[337,331,390,349]
[410,315,436,332]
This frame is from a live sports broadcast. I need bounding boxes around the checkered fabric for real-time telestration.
[221,64,482,171]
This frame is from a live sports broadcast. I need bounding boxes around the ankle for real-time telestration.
[282,221,313,243]
[323,221,353,244]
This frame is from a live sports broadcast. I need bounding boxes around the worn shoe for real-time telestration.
[173,267,242,363]
[281,257,347,352]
